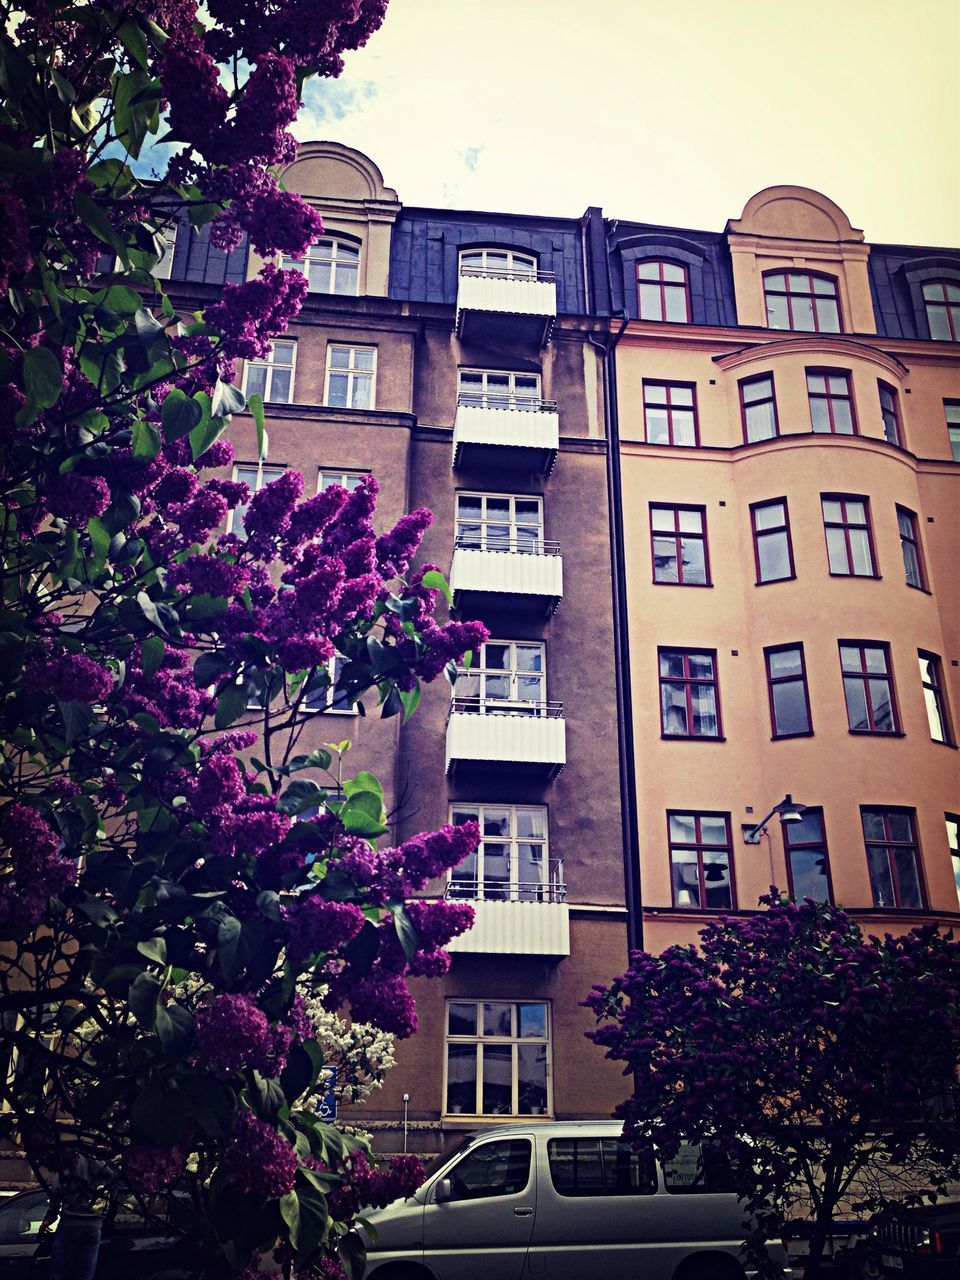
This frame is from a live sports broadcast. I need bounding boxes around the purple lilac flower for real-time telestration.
[284,897,366,964]
[194,993,289,1077]
[46,473,111,526]
[21,650,113,704]
[222,1109,297,1198]
[124,1142,187,1193]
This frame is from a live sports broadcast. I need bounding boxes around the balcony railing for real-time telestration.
[450,697,563,718]
[452,396,560,474]
[445,699,566,778]
[443,871,570,956]
[456,268,557,346]
[450,537,563,617]
[445,864,566,904]
[456,392,557,414]
[454,534,560,555]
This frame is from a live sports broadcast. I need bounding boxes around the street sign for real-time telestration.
[315,1066,337,1121]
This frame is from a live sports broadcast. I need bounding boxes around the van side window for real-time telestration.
[447,1139,531,1201]
[662,1142,736,1194]
[548,1139,657,1197]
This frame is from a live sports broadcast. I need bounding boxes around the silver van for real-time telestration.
[359,1120,787,1280]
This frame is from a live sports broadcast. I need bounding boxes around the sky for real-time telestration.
[294,0,960,248]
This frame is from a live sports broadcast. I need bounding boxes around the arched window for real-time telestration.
[636,260,689,323]
[922,280,960,341]
[459,248,537,277]
[763,271,841,333]
[284,236,360,295]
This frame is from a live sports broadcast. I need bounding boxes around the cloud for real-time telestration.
[301,79,377,123]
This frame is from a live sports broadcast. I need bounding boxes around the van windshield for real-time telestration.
[421,1137,473,1182]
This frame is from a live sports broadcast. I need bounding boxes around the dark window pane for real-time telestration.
[772,680,810,735]
[789,848,830,901]
[450,1140,531,1199]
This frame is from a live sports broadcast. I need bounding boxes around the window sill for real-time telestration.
[930,738,958,750]
[847,729,905,738]
[660,734,726,743]
[771,731,814,740]
[828,572,882,581]
[442,1114,553,1129]
[652,580,714,588]
[906,582,933,595]
[755,575,797,586]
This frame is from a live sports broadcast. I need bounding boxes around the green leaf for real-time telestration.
[155,1003,193,1058]
[74,192,127,261]
[112,69,161,159]
[189,414,228,462]
[140,635,165,678]
[131,418,162,462]
[380,684,403,720]
[339,790,387,838]
[279,1192,300,1251]
[420,569,453,604]
[215,679,250,729]
[22,347,63,411]
[161,388,203,441]
[136,936,167,965]
[117,17,148,69]
[338,1228,367,1280]
[247,392,267,460]
[392,904,419,962]
[277,778,327,816]
[210,379,245,418]
[288,747,332,773]
[101,284,141,314]
[128,971,162,1029]
[137,590,168,635]
[193,651,232,686]
[134,306,165,345]
[343,771,383,802]
[217,914,241,984]
[59,700,94,746]
[87,516,111,565]
[399,684,421,722]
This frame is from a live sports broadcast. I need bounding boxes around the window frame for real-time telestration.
[947,814,960,908]
[750,497,796,585]
[783,807,833,904]
[896,506,927,591]
[667,811,736,911]
[648,504,711,587]
[447,802,557,903]
[821,494,878,578]
[763,270,843,334]
[323,344,377,410]
[636,259,691,323]
[454,639,547,717]
[459,247,538,278]
[642,380,700,447]
[764,643,813,739]
[878,381,903,447]
[283,235,361,296]
[806,368,858,435]
[918,650,953,745]
[242,339,296,405]
[457,368,543,411]
[922,280,960,342]
[739,373,780,444]
[860,807,925,910]
[303,654,355,716]
[455,492,545,555]
[317,468,367,494]
[658,647,722,740]
[229,462,287,537]
[839,640,901,735]
[944,400,960,461]
[444,999,551,1118]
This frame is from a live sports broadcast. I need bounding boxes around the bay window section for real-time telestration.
[784,808,831,903]
[765,644,812,737]
[807,370,856,434]
[764,271,841,333]
[822,495,877,577]
[861,808,924,909]
[649,505,710,585]
[445,1000,550,1117]
[658,649,721,738]
[923,280,960,341]
[918,651,952,744]
[750,498,794,583]
[643,382,698,446]
[668,812,734,910]
[458,368,542,411]
[740,374,779,443]
[456,493,543,553]
[447,804,555,903]
[878,381,902,446]
[945,401,960,461]
[840,642,899,734]
[324,345,376,409]
[455,640,545,715]
[897,507,926,590]
[948,815,960,908]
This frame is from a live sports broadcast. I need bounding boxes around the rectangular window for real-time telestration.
[783,808,832,902]
[839,641,899,734]
[447,803,557,903]
[637,260,690,323]
[879,381,902,446]
[861,808,924,909]
[740,374,779,443]
[318,469,366,493]
[947,814,960,908]
[324,345,375,410]
[153,222,178,280]
[548,1139,657,1197]
[751,498,795,583]
[658,649,721,738]
[243,339,295,405]
[945,400,960,461]
[765,644,812,737]
[668,811,735,910]
[643,382,698,446]
[455,640,546,716]
[283,236,359,295]
[230,463,286,537]
[456,493,543,554]
[445,1000,550,1117]
[897,507,926,590]
[304,654,353,715]
[918,651,952,744]
[458,368,542,411]
[822,495,877,576]
[649,505,710,585]
[807,370,856,434]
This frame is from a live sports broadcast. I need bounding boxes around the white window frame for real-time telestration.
[455,639,546,715]
[457,368,542,412]
[459,247,538,278]
[448,802,557,903]
[455,492,544,554]
[323,344,376,410]
[230,462,286,536]
[444,998,551,1118]
[153,222,178,280]
[304,654,355,716]
[283,236,360,296]
[317,468,367,494]
[242,339,296,405]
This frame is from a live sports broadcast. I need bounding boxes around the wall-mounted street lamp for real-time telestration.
[743,794,808,844]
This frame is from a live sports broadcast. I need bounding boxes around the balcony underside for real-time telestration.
[445,711,566,780]
[445,899,570,957]
[457,309,555,347]
[455,273,557,348]
[450,547,562,618]
[452,440,558,476]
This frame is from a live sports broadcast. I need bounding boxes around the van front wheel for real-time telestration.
[673,1253,746,1280]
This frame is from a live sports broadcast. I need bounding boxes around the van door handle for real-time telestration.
[514,1206,534,1217]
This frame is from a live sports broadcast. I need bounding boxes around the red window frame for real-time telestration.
[667,811,736,910]
[922,280,960,342]
[945,400,960,461]
[658,648,722,739]
[861,808,925,909]
[806,369,857,435]
[839,641,900,734]
[648,504,711,586]
[642,381,699,447]
[739,373,779,443]
[636,260,690,323]
[763,270,842,333]
[878,381,902,446]
[750,497,795,584]
[896,506,926,591]
[783,808,833,904]
[821,494,878,577]
[918,650,953,745]
[764,643,813,738]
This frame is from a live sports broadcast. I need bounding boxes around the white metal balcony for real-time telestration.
[444,873,569,957]
[445,698,566,779]
[450,536,563,618]
[456,266,557,346]
[452,395,559,474]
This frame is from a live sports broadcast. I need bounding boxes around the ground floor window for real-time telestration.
[445,1000,550,1117]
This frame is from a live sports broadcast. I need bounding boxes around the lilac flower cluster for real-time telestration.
[194,992,292,1077]
[203,266,309,362]
[0,803,76,936]
[21,649,113,705]
[222,1109,298,1198]
[46,474,111,527]
[124,1142,188,1193]
[327,1150,423,1222]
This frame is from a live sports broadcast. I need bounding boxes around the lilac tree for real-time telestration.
[0,1,489,1275]
[585,894,960,1280]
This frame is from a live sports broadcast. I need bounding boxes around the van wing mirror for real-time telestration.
[434,1178,454,1204]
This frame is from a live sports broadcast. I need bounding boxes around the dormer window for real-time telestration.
[922,280,960,341]
[763,271,841,333]
[460,248,537,278]
[636,260,690,323]
[284,236,360,295]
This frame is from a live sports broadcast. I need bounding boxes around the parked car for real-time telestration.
[873,1200,960,1279]
[357,1120,789,1280]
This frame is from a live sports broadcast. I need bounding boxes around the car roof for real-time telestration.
[464,1121,626,1140]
